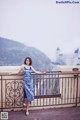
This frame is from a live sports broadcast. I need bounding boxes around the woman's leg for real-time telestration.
[23,89,27,106]
[26,100,30,115]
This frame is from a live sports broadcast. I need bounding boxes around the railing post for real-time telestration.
[72,68,79,107]
[76,74,78,107]
[1,75,3,111]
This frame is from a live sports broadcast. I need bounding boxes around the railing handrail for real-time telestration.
[0,70,80,75]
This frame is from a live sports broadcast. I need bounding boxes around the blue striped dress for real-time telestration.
[22,66,34,102]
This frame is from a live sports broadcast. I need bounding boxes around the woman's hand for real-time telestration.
[42,72,46,74]
[9,72,13,75]
[39,71,47,74]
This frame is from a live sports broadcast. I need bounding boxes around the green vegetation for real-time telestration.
[0,37,53,71]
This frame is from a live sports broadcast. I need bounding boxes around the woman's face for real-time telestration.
[26,58,30,65]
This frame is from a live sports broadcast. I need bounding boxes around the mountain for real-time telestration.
[0,37,54,71]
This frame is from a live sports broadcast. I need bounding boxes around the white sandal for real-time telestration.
[26,111,29,116]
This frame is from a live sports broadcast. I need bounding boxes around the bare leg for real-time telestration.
[26,100,30,115]
[23,99,27,106]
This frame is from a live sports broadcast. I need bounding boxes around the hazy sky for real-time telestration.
[0,0,80,60]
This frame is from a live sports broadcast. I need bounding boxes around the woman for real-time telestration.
[9,57,45,115]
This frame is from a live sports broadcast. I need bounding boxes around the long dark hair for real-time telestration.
[24,57,32,65]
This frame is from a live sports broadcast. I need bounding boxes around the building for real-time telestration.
[55,48,80,65]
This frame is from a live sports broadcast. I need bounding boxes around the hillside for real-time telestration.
[0,37,53,71]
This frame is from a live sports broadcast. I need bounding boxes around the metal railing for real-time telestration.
[0,71,80,111]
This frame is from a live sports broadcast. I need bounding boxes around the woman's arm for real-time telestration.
[31,66,46,74]
[9,65,24,75]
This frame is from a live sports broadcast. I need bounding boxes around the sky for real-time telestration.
[0,0,80,60]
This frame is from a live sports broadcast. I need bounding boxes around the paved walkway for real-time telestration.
[8,107,80,120]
